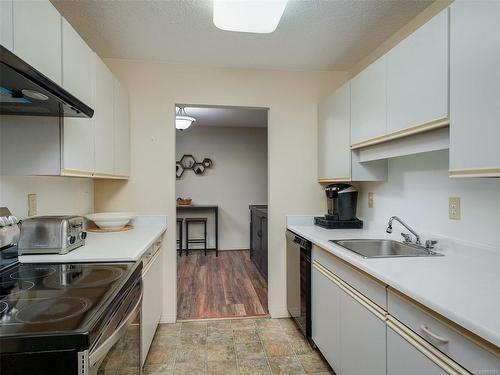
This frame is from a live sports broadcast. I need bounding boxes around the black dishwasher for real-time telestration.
[286,230,312,340]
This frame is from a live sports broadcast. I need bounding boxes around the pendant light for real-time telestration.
[175,106,196,130]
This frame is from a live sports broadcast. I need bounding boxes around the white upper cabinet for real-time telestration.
[13,0,62,84]
[62,18,94,107]
[350,56,387,146]
[386,9,449,133]
[61,18,96,176]
[113,78,130,177]
[318,82,351,181]
[449,0,500,177]
[94,56,115,175]
[1,0,13,51]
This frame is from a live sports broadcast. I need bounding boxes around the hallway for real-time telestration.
[177,250,268,320]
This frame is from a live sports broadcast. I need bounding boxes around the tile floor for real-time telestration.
[144,318,334,375]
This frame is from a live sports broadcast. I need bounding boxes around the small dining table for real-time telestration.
[176,204,219,256]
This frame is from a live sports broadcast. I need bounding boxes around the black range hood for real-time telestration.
[0,45,94,118]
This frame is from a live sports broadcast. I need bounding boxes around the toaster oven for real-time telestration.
[18,216,87,255]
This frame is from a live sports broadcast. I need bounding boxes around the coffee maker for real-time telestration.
[314,183,363,229]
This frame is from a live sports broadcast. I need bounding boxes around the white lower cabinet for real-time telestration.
[312,260,385,375]
[387,326,447,375]
[339,289,386,375]
[312,264,341,374]
[141,244,163,367]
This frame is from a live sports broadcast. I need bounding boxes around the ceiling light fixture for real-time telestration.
[175,106,196,130]
[213,0,288,34]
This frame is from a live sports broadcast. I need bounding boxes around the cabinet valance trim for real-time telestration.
[449,168,500,178]
[351,117,449,150]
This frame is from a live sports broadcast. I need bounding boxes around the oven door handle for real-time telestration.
[88,289,143,368]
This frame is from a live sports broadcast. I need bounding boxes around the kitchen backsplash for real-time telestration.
[358,149,500,249]
[0,176,94,218]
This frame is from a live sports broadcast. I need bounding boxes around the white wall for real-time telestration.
[176,126,267,250]
[94,60,347,321]
[358,150,500,249]
[0,176,94,218]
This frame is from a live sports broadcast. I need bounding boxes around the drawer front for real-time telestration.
[312,245,387,309]
[388,289,500,373]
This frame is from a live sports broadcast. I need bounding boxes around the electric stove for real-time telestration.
[0,207,143,374]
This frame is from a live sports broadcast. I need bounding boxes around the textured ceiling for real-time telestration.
[179,106,268,128]
[51,0,432,71]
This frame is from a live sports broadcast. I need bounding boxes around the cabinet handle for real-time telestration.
[420,325,449,345]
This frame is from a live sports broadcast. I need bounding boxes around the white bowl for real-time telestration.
[85,212,135,230]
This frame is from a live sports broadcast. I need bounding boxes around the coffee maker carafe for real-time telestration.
[315,183,363,229]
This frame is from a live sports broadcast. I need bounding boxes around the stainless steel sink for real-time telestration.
[330,239,443,258]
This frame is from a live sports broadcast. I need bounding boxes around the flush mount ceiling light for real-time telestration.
[175,106,196,130]
[213,0,288,34]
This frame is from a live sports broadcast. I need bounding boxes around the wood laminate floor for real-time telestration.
[177,250,268,320]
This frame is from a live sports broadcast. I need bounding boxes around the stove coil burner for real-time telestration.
[0,301,7,315]
[0,280,35,297]
[9,266,57,280]
[15,296,91,324]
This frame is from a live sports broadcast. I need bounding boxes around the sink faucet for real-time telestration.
[386,216,422,246]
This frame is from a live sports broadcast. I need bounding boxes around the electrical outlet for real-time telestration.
[449,197,461,220]
[28,193,37,217]
[368,192,374,208]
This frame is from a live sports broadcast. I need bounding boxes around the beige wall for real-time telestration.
[94,61,346,321]
[0,176,94,218]
[176,126,268,251]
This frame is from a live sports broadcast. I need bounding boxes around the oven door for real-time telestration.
[87,281,143,375]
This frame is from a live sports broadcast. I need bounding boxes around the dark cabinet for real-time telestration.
[250,205,268,281]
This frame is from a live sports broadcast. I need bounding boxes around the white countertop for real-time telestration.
[19,215,167,263]
[287,215,500,348]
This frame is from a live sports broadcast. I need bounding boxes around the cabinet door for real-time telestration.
[311,265,341,374]
[449,0,500,176]
[94,56,115,175]
[318,82,351,181]
[340,288,386,375]
[387,9,448,133]
[350,56,387,145]
[13,0,61,84]
[142,248,164,367]
[113,78,130,177]
[1,0,13,51]
[61,19,95,175]
[387,326,447,375]
[62,18,94,106]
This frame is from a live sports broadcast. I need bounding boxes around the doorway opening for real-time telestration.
[175,104,269,320]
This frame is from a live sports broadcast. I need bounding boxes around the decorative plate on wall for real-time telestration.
[176,162,184,178]
[193,163,205,175]
[202,158,213,168]
[180,154,196,169]
[176,155,213,178]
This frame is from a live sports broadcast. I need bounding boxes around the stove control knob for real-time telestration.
[4,216,14,225]
[68,235,76,245]
[79,231,87,240]
[0,217,6,227]
[8,216,19,225]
